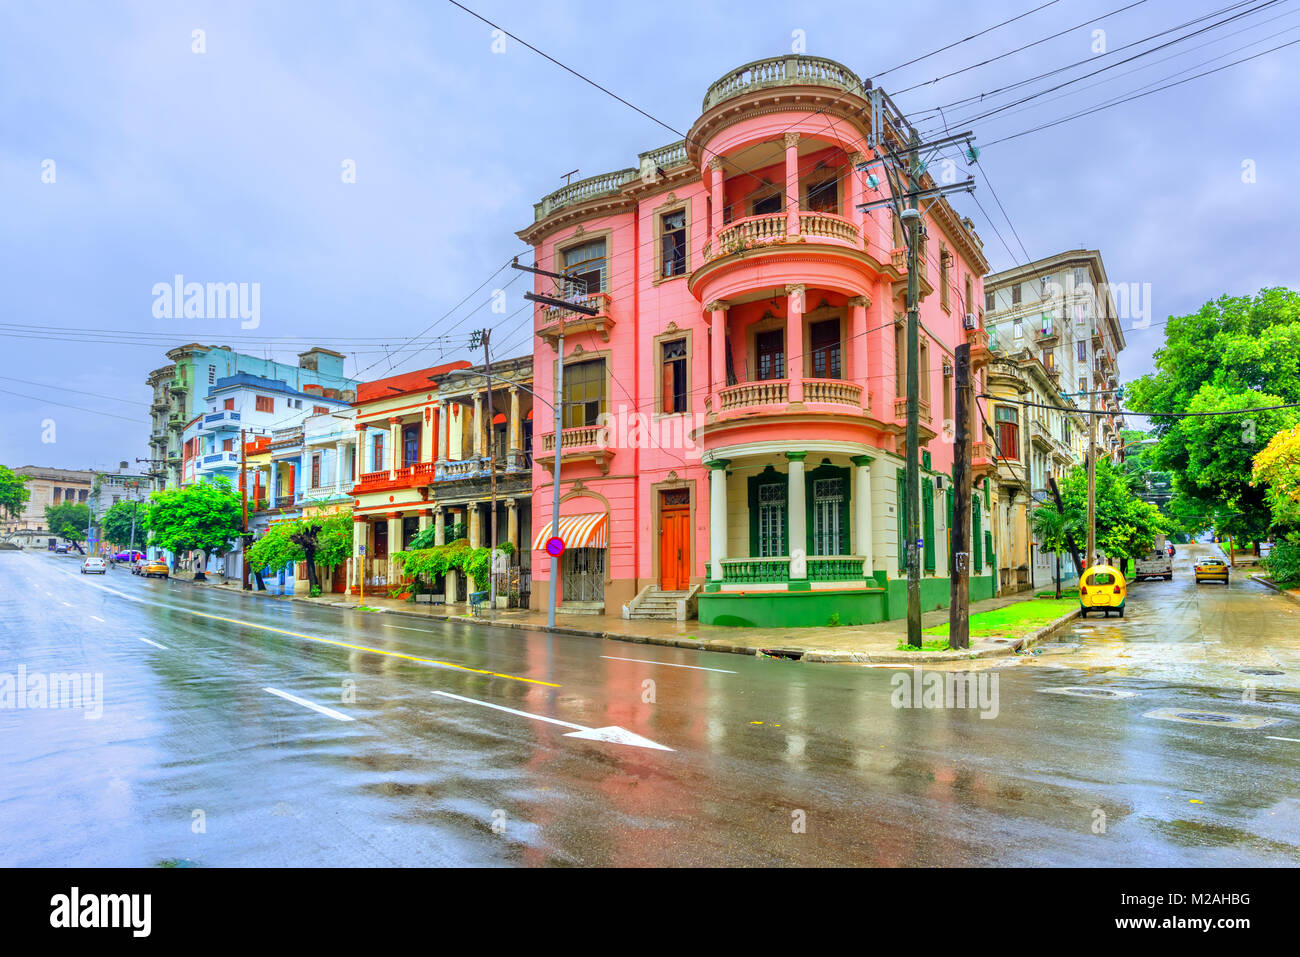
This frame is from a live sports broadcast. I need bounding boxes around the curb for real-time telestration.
[206,582,1083,665]
[1250,574,1300,603]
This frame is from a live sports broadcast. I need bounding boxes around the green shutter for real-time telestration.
[946,485,954,571]
[985,530,994,576]
[747,466,788,558]
[805,462,851,556]
[896,468,907,572]
[972,503,983,572]
[923,479,935,573]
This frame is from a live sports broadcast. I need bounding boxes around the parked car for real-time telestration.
[54,544,69,554]
[1194,558,1229,584]
[114,550,145,562]
[81,557,107,575]
[140,560,169,579]
[131,558,148,575]
[1080,564,1127,618]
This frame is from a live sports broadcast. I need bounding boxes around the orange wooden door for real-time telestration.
[660,506,690,590]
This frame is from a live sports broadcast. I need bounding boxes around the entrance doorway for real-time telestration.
[659,489,691,590]
[562,548,605,602]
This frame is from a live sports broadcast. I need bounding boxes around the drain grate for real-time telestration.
[1039,686,1138,700]
[1240,667,1284,676]
[1143,708,1284,730]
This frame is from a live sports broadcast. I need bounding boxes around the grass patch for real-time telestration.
[922,597,1077,639]
[894,637,958,652]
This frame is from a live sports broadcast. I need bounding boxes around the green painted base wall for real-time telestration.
[697,575,996,628]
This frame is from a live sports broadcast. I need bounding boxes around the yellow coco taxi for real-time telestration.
[1079,565,1127,618]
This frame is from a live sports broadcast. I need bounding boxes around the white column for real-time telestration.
[387,418,399,478]
[786,452,807,579]
[354,425,364,479]
[508,387,521,453]
[436,401,449,462]
[334,441,345,494]
[435,508,446,547]
[853,455,873,575]
[266,465,276,508]
[507,498,519,550]
[708,460,729,580]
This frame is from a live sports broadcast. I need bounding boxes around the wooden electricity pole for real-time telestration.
[903,128,923,649]
[240,427,250,590]
[949,342,972,649]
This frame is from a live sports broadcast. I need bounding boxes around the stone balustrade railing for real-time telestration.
[702,55,863,112]
[711,213,786,258]
[719,379,789,411]
[533,168,637,221]
[799,211,860,245]
[540,426,603,452]
[803,378,864,408]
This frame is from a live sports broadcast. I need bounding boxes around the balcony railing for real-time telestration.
[972,441,994,463]
[719,379,788,411]
[711,213,786,259]
[536,291,614,346]
[198,451,239,469]
[893,397,932,422]
[540,426,603,452]
[702,55,864,112]
[199,410,241,434]
[807,556,868,581]
[533,168,637,222]
[798,211,860,246]
[803,378,864,409]
[718,557,791,584]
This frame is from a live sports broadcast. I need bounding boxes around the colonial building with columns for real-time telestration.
[520,54,997,626]
[348,362,470,591]
[426,355,534,607]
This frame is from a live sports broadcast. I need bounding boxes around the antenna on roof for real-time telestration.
[561,169,579,185]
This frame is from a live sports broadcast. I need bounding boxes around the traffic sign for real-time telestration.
[545,536,565,558]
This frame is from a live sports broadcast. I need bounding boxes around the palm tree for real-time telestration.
[1032,504,1080,600]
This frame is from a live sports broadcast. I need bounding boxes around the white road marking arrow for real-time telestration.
[264,687,354,722]
[431,689,673,751]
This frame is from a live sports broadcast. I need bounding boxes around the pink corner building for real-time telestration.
[521,56,996,627]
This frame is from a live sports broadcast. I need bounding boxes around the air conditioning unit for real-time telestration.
[962,312,977,330]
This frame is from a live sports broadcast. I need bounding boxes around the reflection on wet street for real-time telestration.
[2,546,1297,867]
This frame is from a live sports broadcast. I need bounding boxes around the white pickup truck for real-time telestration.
[1134,536,1173,581]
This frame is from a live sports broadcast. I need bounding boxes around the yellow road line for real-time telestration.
[187,609,559,687]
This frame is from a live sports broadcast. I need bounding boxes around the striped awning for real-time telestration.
[533,512,608,551]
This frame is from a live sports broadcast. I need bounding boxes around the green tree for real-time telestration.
[0,466,30,521]
[246,511,353,594]
[1128,287,1300,549]
[101,498,152,551]
[149,477,242,580]
[45,502,91,548]
[1036,459,1166,567]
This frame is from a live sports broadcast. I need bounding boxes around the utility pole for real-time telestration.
[856,98,976,649]
[1087,390,1097,566]
[128,480,139,561]
[949,342,972,649]
[902,128,923,649]
[240,427,250,590]
[472,328,500,610]
[512,258,599,629]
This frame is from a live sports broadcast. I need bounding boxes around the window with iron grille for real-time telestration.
[757,482,787,558]
[812,477,843,556]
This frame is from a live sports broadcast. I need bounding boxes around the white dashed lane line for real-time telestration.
[600,655,737,674]
[263,687,354,722]
[136,637,168,650]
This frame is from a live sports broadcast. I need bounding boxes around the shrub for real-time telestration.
[1265,539,1300,585]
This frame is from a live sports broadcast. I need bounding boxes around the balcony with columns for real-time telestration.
[427,357,534,498]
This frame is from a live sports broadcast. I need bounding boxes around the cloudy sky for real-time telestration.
[2,0,1296,470]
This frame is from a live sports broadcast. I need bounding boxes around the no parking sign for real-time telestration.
[545,536,565,558]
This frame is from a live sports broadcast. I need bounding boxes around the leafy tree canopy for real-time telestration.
[100,498,151,549]
[1033,458,1167,561]
[0,466,31,520]
[149,477,242,559]
[45,501,90,543]
[1127,288,1300,541]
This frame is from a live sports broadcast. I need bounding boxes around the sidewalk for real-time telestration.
[206,579,1077,664]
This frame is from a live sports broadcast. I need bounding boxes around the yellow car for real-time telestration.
[1194,558,1229,584]
[141,560,169,579]
[1080,564,1126,618]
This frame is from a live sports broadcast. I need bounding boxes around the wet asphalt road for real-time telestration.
[1,548,1297,867]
